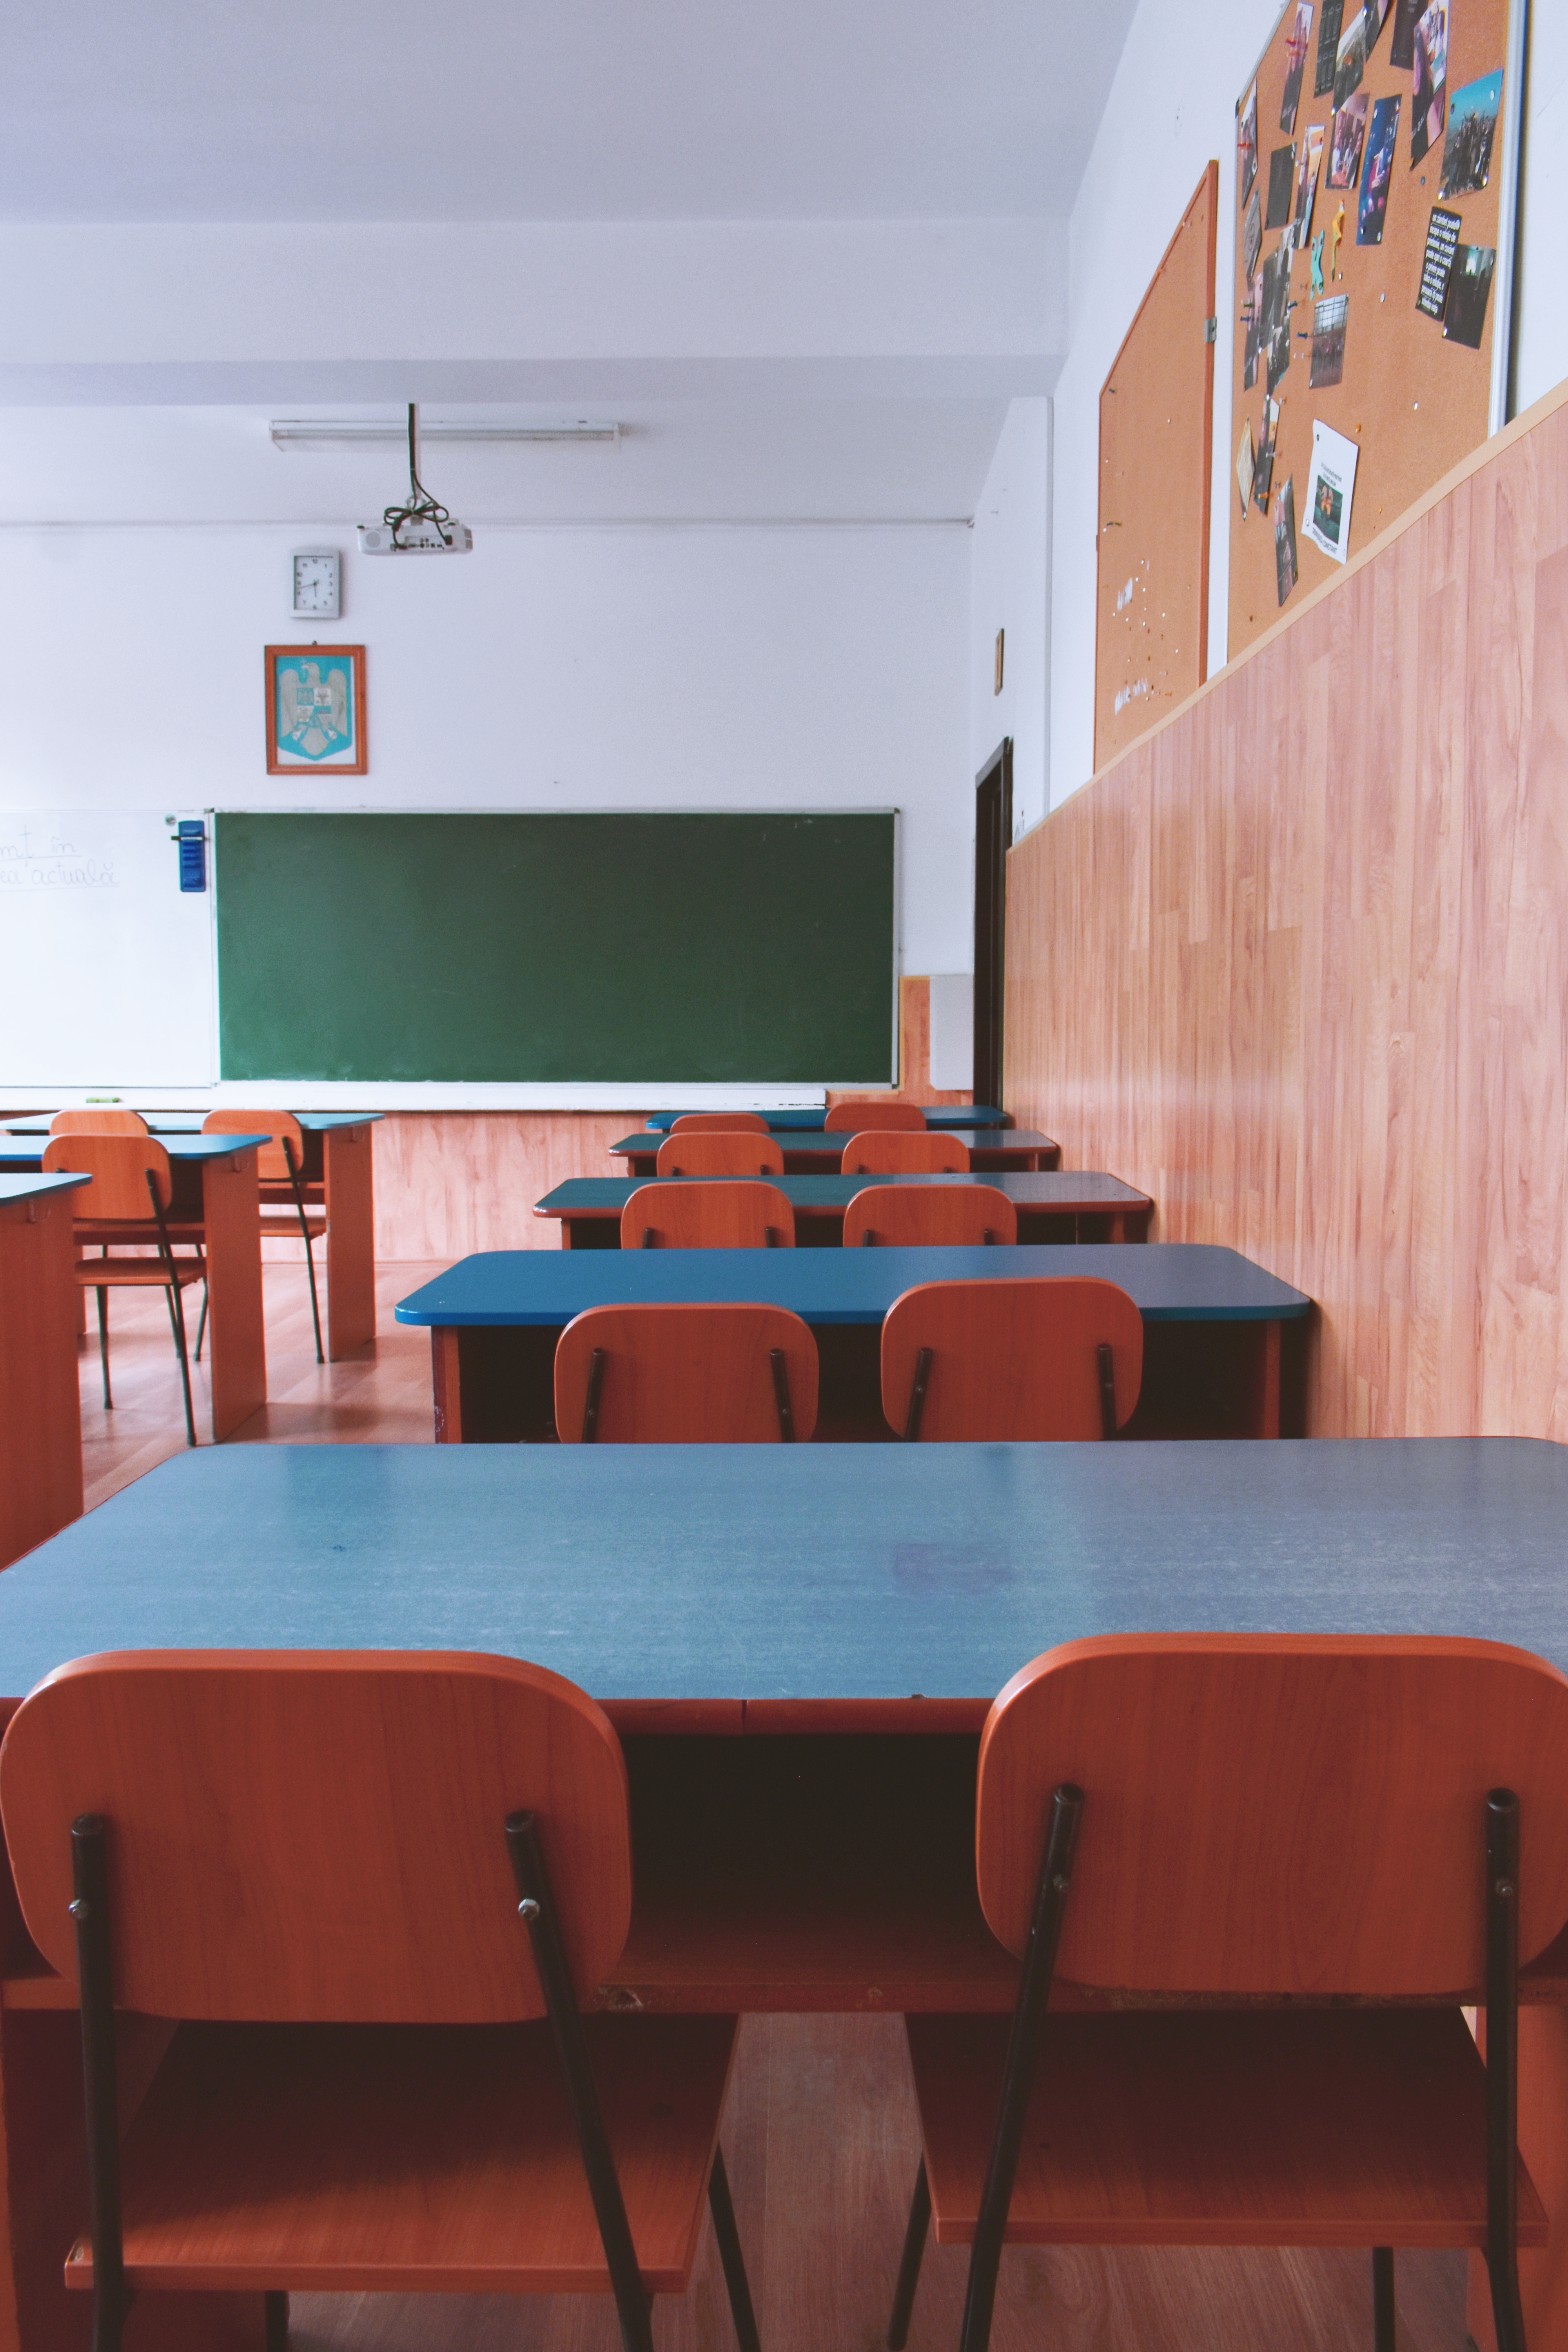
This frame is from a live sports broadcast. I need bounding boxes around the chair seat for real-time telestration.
[74,1221,205,1245]
[260,1181,325,1207]
[906,2007,1548,2249]
[258,1212,327,1239]
[65,2014,738,2296]
[73,1259,203,1288]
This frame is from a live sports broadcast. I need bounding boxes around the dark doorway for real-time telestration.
[972,738,1013,1111]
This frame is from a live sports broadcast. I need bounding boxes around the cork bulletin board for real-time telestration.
[1094,165,1219,771]
[1228,0,1521,654]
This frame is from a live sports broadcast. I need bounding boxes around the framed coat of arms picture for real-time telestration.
[265,644,367,775]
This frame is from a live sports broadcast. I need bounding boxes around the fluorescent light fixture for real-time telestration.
[271,420,621,450]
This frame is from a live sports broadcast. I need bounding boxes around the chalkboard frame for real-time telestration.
[212,808,900,1088]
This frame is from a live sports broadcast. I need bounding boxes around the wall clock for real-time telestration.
[290,548,341,620]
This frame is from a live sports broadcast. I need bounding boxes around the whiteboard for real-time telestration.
[0,810,215,1087]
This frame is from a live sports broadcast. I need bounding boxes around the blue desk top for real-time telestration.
[0,1135,269,1168]
[612,1128,1057,1162]
[536,1172,1152,1215]
[641,1107,1010,1133]
[4,1112,379,1137]
[0,1439,1561,1704]
[396,1243,1308,1327]
[0,1173,93,1205]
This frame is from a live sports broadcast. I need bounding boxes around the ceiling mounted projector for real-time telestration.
[358,404,473,555]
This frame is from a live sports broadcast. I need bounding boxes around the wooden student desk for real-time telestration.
[535,1170,1154,1247]
[3,1112,378,1358]
[0,1134,269,1443]
[3,1438,1568,2349]
[396,1241,1310,1442]
[0,1174,91,1571]
[638,1106,1012,1131]
[610,1126,1062,1176]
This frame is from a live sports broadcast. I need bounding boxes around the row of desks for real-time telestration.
[610,1125,1061,1175]
[396,1243,1312,1441]
[537,1169,1154,1245]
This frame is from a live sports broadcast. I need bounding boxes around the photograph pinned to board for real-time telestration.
[1310,291,1350,384]
[1260,243,1295,391]
[1293,124,1326,243]
[1244,187,1263,279]
[1364,0,1394,62]
[1334,9,1368,105]
[1358,95,1401,241]
[1237,418,1257,515]
[1443,243,1497,346]
[1274,477,1300,605]
[1416,204,1463,316]
[1243,262,1265,387]
[1267,144,1298,227]
[1303,421,1361,561]
[1281,1,1315,130]
[1238,80,1259,207]
[1329,93,1370,185]
[1254,396,1282,504]
[1389,0,1423,69]
[1411,0,1448,166]
[1440,69,1502,197]
[1315,0,1345,94]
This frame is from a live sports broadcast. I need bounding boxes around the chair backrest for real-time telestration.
[555,1302,818,1441]
[203,1107,305,1183]
[622,1180,795,1249]
[975,1633,1568,1997]
[0,1650,631,2025]
[656,1131,786,1178]
[48,1109,148,1136]
[840,1131,968,1175]
[881,1276,1142,1439]
[42,1134,172,1218]
[668,1112,770,1134]
[844,1183,1017,1249]
[823,1101,927,1132]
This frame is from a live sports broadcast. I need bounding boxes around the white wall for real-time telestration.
[969,397,1051,843]
[0,517,972,1093]
[1046,0,1566,809]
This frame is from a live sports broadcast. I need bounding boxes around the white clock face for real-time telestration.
[292,552,340,617]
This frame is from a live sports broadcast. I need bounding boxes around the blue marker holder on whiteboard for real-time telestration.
[175,820,207,893]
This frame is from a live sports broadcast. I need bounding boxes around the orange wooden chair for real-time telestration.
[622,1181,795,1249]
[840,1132,968,1176]
[49,1109,149,1135]
[41,1136,205,1448]
[555,1303,817,1441]
[844,1185,1016,1249]
[668,1112,771,1133]
[0,1650,761,2352]
[887,1633,1568,2352]
[656,1132,786,1178]
[203,1110,325,1363]
[880,1277,1142,1440]
[823,1102,927,1132]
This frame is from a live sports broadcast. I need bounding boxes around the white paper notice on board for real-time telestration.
[1303,420,1361,563]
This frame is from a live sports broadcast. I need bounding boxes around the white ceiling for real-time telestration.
[0,4,1136,521]
[5,0,1136,225]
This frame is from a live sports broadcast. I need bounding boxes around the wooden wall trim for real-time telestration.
[1004,390,1568,1439]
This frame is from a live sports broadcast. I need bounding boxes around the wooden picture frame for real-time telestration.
[265,644,367,776]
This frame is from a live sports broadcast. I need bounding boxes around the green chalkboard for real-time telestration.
[214,811,897,1083]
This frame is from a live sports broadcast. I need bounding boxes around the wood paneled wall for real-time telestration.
[1005,377,1568,1439]
[369,975,968,1260]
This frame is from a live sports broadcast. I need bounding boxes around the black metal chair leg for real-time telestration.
[264,2289,289,2350]
[1371,2246,1395,2352]
[164,1275,198,1448]
[887,2158,931,2348]
[194,1282,208,1362]
[706,2145,761,2352]
[95,1286,112,1409]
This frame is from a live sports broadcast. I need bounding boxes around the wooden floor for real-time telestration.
[71,1270,1472,2350]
